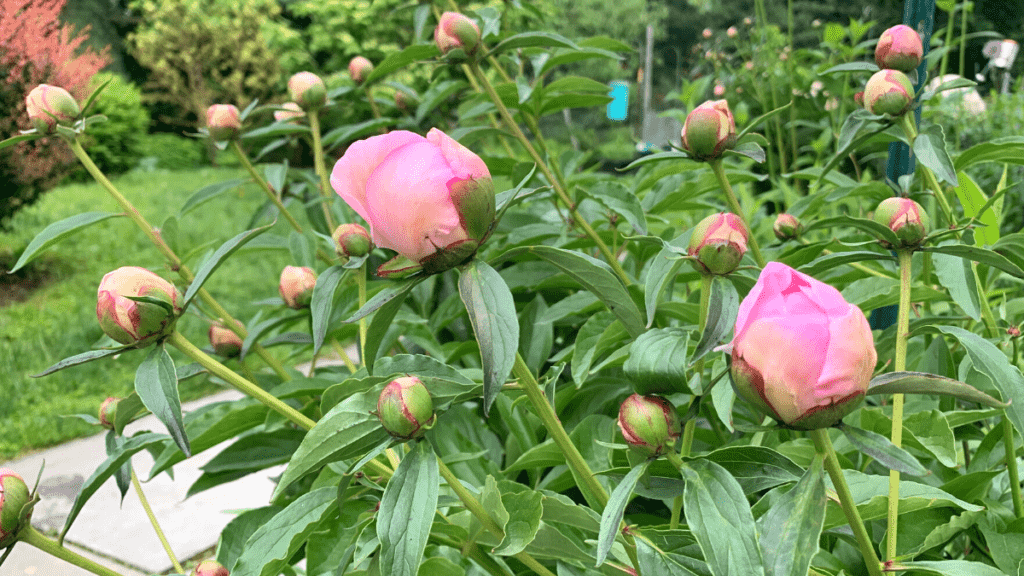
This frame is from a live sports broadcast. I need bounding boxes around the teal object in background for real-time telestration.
[607,81,629,121]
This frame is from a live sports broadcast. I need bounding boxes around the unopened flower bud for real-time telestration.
[349,56,374,84]
[618,394,681,458]
[394,91,412,112]
[854,91,865,108]
[863,69,915,116]
[0,469,31,548]
[688,213,748,275]
[206,104,241,141]
[874,197,929,248]
[99,397,120,430]
[727,26,738,38]
[435,12,481,56]
[713,83,726,97]
[192,560,230,576]
[288,72,327,111]
[1009,326,1022,338]
[332,223,372,259]
[274,102,304,123]
[25,84,80,133]
[773,213,802,241]
[682,100,737,160]
[702,28,712,39]
[875,24,923,73]
[209,320,244,357]
[97,267,181,346]
[377,376,435,440]
[279,266,317,309]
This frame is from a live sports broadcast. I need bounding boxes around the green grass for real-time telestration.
[0,166,298,460]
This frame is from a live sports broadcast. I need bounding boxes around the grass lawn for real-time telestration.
[0,166,299,461]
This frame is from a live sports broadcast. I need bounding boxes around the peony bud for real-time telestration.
[688,213,748,275]
[0,469,31,548]
[330,129,494,277]
[274,102,304,123]
[873,197,929,249]
[332,223,372,259]
[435,12,481,57]
[773,213,802,241]
[682,100,737,160]
[722,263,876,430]
[377,376,435,440]
[97,267,181,346]
[713,83,726,97]
[279,266,317,309]
[208,319,244,357]
[875,24,923,73]
[863,69,915,116]
[25,84,80,133]
[348,56,374,84]
[727,26,738,38]
[702,28,713,39]
[854,91,865,108]
[206,104,241,141]
[288,72,327,111]
[394,91,412,112]
[192,560,230,576]
[617,394,681,458]
[99,397,120,430]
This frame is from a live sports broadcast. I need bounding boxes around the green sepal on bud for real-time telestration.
[377,376,435,440]
[773,213,802,241]
[688,212,748,275]
[0,469,31,549]
[873,197,929,249]
[99,397,120,430]
[332,223,372,260]
[863,70,915,116]
[288,72,327,111]
[682,100,737,161]
[617,394,681,458]
[435,12,482,58]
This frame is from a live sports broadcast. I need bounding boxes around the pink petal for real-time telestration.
[330,131,423,224]
[815,306,876,402]
[426,128,490,180]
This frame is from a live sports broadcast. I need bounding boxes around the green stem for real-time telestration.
[231,140,303,234]
[670,418,697,529]
[21,527,125,576]
[709,160,766,267]
[436,458,556,576]
[364,86,384,122]
[938,6,957,81]
[466,60,632,286]
[308,112,338,231]
[1004,415,1024,518]
[809,430,885,576]
[130,468,183,573]
[69,138,291,381]
[958,4,968,79]
[358,261,368,364]
[886,249,913,560]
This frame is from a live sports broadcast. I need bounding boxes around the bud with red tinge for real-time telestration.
[0,469,31,548]
[97,267,182,346]
[279,266,317,309]
[99,397,120,430]
[688,213,748,275]
[874,197,929,248]
[274,102,304,123]
[875,24,923,73]
[206,104,241,141]
[863,70,914,116]
[26,84,80,133]
[435,12,481,57]
[349,56,374,84]
[288,72,327,111]
[332,223,372,260]
[192,560,230,576]
[773,213,802,241]
[618,394,681,458]
[682,100,737,160]
[377,376,435,440]
[209,320,244,357]
[854,91,865,109]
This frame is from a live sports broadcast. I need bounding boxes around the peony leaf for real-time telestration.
[32,347,130,378]
[376,441,439,576]
[487,31,580,57]
[597,461,649,566]
[624,328,691,395]
[913,124,958,187]
[135,345,189,457]
[215,506,284,571]
[365,282,414,373]
[310,265,347,356]
[231,487,337,576]
[10,212,124,273]
[756,456,826,576]
[690,276,738,365]
[644,230,692,327]
[838,424,928,475]
[183,223,274,307]
[458,259,519,415]
[363,44,440,85]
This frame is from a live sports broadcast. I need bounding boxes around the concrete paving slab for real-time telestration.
[3,539,147,576]
[1,390,286,575]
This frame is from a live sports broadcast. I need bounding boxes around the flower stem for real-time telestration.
[130,467,183,573]
[809,429,885,576]
[708,160,766,268]
[358,261,368,364]
[436,458,556,576]
[21,526,125,576]
[886,249,913,560]
[308,111,338,231]
[230,140,304,233]
[364,87,384,123]
[512,352,608,510]
[1004,415,1024,518]
[466,60,632,286]
[67,138,292,381]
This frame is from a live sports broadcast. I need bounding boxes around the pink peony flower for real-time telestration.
[279,266,317,309]
[25,84,79,133]
[723,262,876,430]
[206,104,241,141]
[330,129,494,276]
[713,83,726,97]
[875,24,923,73]
[435,12,481,56]
[702,28,713,39]
[192,560,230,576]
[97,267,181,346]
[727,26,738,38]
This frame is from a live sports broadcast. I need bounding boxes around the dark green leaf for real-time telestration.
[953,171,1000,246]
[112,393,146,435]
[458,259,519,416]
[240,123,310,140]
[597,461,649,566]
[623,328,690,395]
[216,506,284,570]
[887,560,1006,576]
[231,487,337,576]
[183,223,274,306]
[344,277,422,323]
[838,424,928,475]
[820,62,880,74]
[135,346,189,456]
[571,311,615,386]
[493,486,543,556]
[691,276,738,365]
[620,151,697,171]
[202,430,305,473]
[148,400,268,479]
[10,212,123,273]
[365,282,412,373]
[323,119,396,151]
[913,124,958,187]
[488,31,579,56]
[364,44,440,84]
[932,247,981,320]
[377,441,439,576]
[310,265,346,356]
[954,136,1024,171]
[104,431,131,502]
[703,446,803,492]
[644,232,691,327]
[635,537,706,576]
[727,141,766,163]
[805,215,900,247]
[756,456,826,576]
[584,181,647,235]
[0,132,42,150]
[799,251,896,277]
[867,371,1007,408]
[32,347,129,377]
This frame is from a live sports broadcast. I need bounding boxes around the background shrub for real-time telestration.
[68,72,150,179]
[136,133,207,171]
